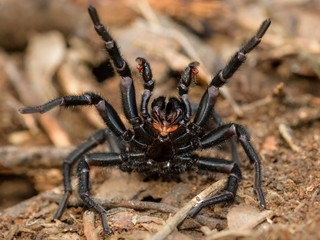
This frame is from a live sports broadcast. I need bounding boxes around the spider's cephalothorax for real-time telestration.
[19,6,271,235]
[150,96,184,138]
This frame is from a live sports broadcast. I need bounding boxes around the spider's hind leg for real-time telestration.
[53,130,107,220]
[53,129,125,220]
[77,151,145,234]
[176,155,241,217]
[199,123,266,209]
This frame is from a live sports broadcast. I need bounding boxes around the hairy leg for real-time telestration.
[77,151,145,234]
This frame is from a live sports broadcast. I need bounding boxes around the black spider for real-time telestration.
[19,6,271,235]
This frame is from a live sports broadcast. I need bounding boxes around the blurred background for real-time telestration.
[0,0,319,239]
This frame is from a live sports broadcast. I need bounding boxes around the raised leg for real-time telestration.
[188,156,241,217]
[88,6,131,78]
[88,6,154,144]
[77,151,145,234]
[210,19,271,88]
[88,6,140,125]
[193,19,271,127]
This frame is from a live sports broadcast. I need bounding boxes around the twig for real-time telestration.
[278,124,301,152]
[205,229,253,240]
[148,177,228,240]
[239,82,285,113]
[288,107,320,128]
[4,225,18,240]
[38,114,72,147]
[83,211,100,240]
[0,183,224,232]
[0,146,73,171]
[44,192,222,229]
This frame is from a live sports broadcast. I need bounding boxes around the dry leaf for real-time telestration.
[227,204,274,230]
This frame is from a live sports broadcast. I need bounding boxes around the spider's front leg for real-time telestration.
[89,7,153,143]
[210,19,271,88]
[193,19,271,127]
[88,6,137,121]
[88,6,131,78]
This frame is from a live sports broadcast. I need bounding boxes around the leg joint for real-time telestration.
[234,124,250,141]
[91,129,108,144]
[77,157,90,173]
[230,163,242,180]
[84,92,103,104]
[237,51,246,62]
[105,40,114,49]
[79,191,90,201]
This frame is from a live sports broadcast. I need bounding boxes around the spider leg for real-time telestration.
[88,7,153,143]
[53,129,120,220]
[186,102,240,166]
[20,93,129,220]
[202,123,265,208]
[178,61,200,122]
[19,93,128,138]
[171,86,219,146]
[136,57,154,119]
[211,110,240,166]
[88,6,131,78]
[77,151,145,234]
[88,6,137,121]
[193,19,271,127]
[210,19,271,88]
[177,123,266,209]
[188,156,241,217]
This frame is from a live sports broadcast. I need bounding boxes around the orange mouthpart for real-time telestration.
[153,122,178,137]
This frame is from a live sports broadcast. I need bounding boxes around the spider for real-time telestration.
[19,6,271,234]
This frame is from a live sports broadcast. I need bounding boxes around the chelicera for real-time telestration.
[19,6,271,234]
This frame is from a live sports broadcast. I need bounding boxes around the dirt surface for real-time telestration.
[0,0,319,239]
